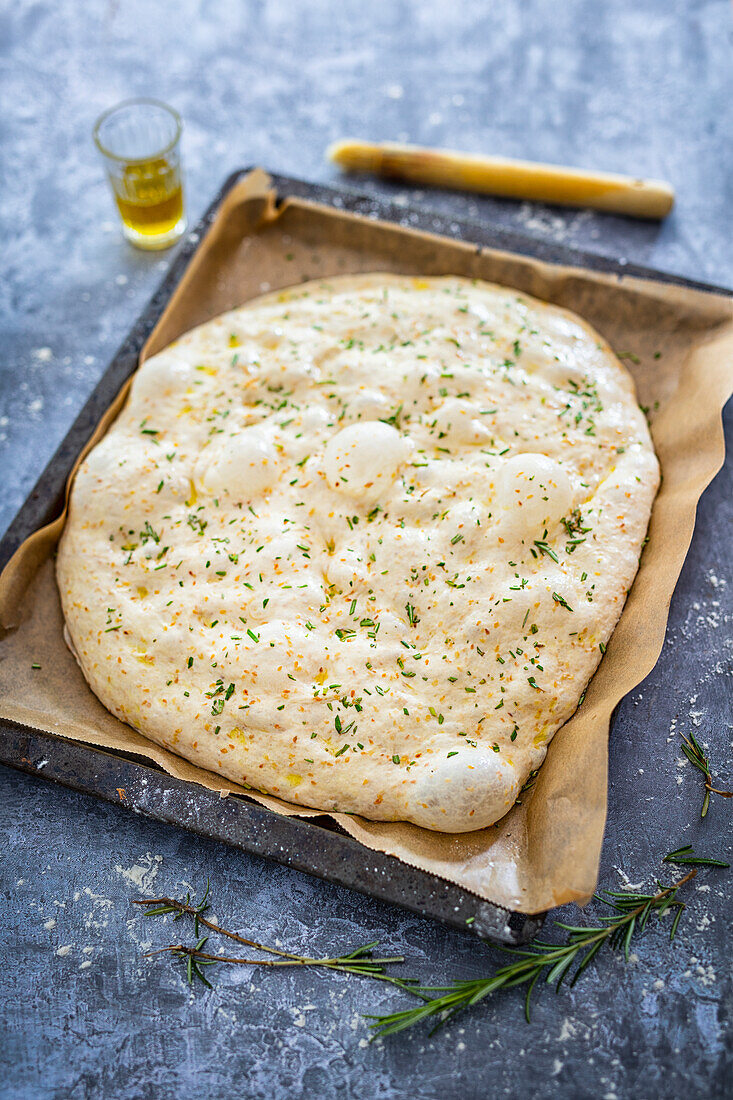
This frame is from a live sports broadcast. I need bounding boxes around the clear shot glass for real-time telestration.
[93,98,187,251]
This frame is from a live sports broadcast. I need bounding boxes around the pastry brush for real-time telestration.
[328,140,674,219]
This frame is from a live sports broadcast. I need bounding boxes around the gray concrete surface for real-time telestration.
[1,1,731,1097]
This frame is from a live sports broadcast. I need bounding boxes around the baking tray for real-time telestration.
[1,169,729,946]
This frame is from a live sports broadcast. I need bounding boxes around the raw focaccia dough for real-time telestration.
[57,274,659,832]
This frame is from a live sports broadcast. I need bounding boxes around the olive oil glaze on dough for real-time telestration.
[58,275,658,832]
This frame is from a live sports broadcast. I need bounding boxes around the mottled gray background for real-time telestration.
[1,1,731,1098]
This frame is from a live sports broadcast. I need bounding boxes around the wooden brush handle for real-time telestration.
[328,140,674,219]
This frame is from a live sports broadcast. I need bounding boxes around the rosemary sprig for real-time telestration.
[145,935,412,990]
[136,849,727,1033]
[367,849,727,1037]
[136,885,418,993]
[680,732,732,817]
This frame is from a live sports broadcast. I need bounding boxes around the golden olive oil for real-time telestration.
[112,156,184,241]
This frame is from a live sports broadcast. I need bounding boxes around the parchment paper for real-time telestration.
[2,168,732,913]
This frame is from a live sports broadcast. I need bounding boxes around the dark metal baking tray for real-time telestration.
[1,169,729,946]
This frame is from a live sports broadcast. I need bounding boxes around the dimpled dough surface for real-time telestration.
[57,274,659,832]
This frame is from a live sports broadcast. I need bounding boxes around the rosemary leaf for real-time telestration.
[663,845,730,869]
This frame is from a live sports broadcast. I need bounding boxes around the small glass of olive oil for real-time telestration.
[93,98,187,250]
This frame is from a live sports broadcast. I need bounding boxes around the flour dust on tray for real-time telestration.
[57,274,659,831]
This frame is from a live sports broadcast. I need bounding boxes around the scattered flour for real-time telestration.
[81,887,114,931]
[614,867,645,892]
[558,1018,576,1042]
[83,888,113,907]
[695,964,716,987]
[114,853,163,892]
[684,959,717,986]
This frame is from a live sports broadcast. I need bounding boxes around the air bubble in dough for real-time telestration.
[494,452,574,532]
[129,352,194,411]
[324,421,411,502]
[202,428,280,500]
